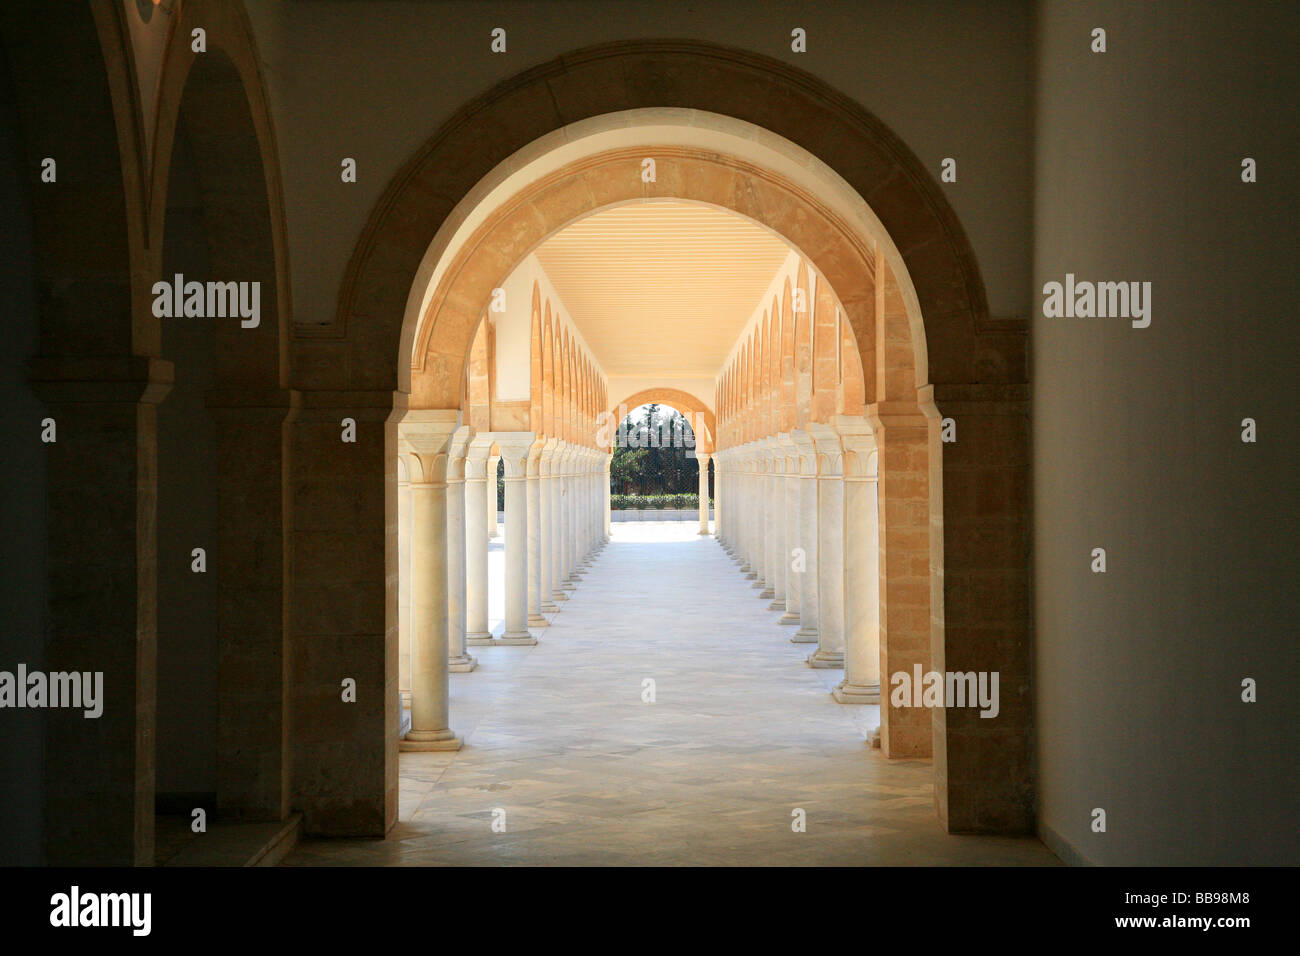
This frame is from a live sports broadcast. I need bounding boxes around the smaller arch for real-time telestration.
[609,388,716,454]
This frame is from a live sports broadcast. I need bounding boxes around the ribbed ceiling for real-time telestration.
[533,201,791,377]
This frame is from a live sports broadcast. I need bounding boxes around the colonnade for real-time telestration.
[714,416,882,705]
[398,420,610,750]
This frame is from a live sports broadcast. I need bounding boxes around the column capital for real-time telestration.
[446,425,473,482]
[833,415,878,479]
[483,430,536,477]
[807,421,844,478]
[401,410,461,482]
[465,433,495,465]
[788,429,819,475]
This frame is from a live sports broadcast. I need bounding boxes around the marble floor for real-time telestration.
[284,522,1058,866]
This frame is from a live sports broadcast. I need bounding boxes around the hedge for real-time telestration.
[610,494,711,511]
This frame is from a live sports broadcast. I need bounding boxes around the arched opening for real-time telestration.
[147,2,293,854]
[308,42,1029,843]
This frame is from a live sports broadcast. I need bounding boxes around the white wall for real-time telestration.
[1032,0,1300,866]
[243,0,1035,331]
[492,254,605,410]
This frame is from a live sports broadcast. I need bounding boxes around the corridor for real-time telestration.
[285,523,1056,866]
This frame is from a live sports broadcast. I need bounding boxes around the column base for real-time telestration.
[760,587,775,599]
[767,598,785,612]
[778,610,800,625]
[400,730,463,752]
[552,591,570,602]
[806,649,845,668]
[698,529,710,535]
[528,613,550,627]
[466,633,497,646]
[542,601,560,613]
[791,629,818,644]
[499,631,538,646]
[750,579,765,590]
[448,654,478,673]
[832,681,881,704]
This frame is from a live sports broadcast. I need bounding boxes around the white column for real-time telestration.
[487,453,500,538]
[539,439,559,613]
[759,442,774,598]
[398,446,412,709]
[464,437,494,645]
[526,439,548,627]
[778,435,801,624]
[808,424,845,667]
[576,450,591,570]
[714,454,726,547]
[551,443,569,602]
[791,430,819,644]
[561,447,578,589]
[748,455,759,580]
[767,441,786,610]
[497,433,538,645]
[697,452,712,534]
[446,426,476,672]
[834,416,881,702]
[400,413,462,751]
[602,453,612,541]
[754,448,771,593]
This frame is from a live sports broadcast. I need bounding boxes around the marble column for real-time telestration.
[446,427,477,671]
[697,453,712,534]
[398,445,413,708]
[526,440,548,627]
[497,434,538,645]
[464,436,494,645]
[714,455,726,547]
[487,453,500,539]
[778,434,802,624]
[561,447,578,590]
[761,443,779,599]
[767,441,786,610]
[755,449,771,593]
[833,416,881,702]
[741,451,758,577]
[808,424,845,667]
[551,443,569,602]
[791,430,819,644]
[575,450,591,571]
[539,439,560,613]
[401,418,462,751]
[602,453,612,541]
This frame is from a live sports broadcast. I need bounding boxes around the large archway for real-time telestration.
[308,40,1030,838]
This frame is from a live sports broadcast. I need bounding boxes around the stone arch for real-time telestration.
[150,12,293,828]
[542,302,555,435]
[610,387,716,454]
[529,282,543,430]
[318,40,1029,838]
[7,0,294,862]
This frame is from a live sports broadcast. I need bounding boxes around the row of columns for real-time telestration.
[714,415,881,704]
[399,420,610,750]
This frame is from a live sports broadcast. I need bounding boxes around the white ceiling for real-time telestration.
[532,201,791,378]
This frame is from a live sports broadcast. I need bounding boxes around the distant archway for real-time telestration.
[610,388,715,453]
